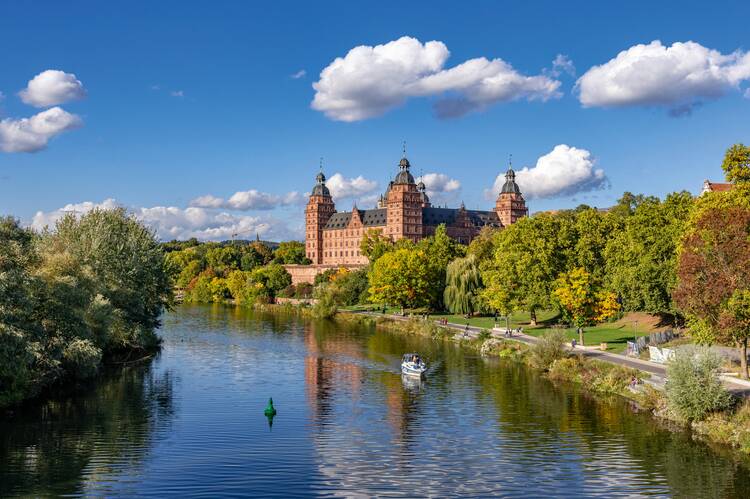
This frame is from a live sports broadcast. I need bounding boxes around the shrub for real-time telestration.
[62,338,103,379]
[665,348,734,422]
[312,287,337,319]
[530,330,568,370]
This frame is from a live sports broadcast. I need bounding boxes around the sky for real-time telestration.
[1,0,749,241]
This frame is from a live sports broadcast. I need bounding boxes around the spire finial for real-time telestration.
[319,156,323,172]
[402,140,407,157]
[509,153,512,168]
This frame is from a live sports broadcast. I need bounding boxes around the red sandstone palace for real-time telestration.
[304,153,527,268]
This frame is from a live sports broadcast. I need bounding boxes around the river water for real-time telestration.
[2,305,750,498]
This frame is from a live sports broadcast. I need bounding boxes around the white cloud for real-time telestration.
[576,40,750,114]
[170,90,184,98]
[19,70,87,107]
[291,69,306,79]
[549,54,576,77]
[32,199,301,241]
[312,36,561,121]
[326,173,379,200]
[190,189,304,211]
[486,145,608,200]
[0,107,83,153]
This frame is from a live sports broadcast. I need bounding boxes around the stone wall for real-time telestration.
[284,263,368,285]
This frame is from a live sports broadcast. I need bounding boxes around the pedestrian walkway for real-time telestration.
[358,311,750,396]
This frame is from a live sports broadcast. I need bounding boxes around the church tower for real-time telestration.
[386,150,423,242]
[305,168,335,264]
[495,162,528,226]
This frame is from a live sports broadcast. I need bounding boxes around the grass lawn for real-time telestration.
[524,326,643,353]
[342,305,655,353]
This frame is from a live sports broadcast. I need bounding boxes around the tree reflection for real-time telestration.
[0,361,175,497]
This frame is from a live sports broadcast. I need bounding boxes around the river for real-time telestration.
[2,305,750,497]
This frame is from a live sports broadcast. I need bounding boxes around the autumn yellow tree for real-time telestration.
[553,267,620,344]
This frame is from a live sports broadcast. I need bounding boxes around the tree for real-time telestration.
[553,267,620,344]
[360,229,393,262]
[604,192,693,317]
[721,143,750,184]
[482,214,570,324]
[205,245,241,275]
[250,263,292,297]
[673,192,750,378]
[51,208,172,337]
[368,248,431,310]
[467,226,498,264]
[443,255,484,315]
[417,225,465,309]
[249,241,274,265]
[240,246,264,271]
[273,241,311,265]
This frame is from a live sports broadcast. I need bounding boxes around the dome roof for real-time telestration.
[417,180,426,191]
[312,183,330,196]
[394,170,415,184]
[500,167,521,194]
[312,170,330,197]
[399,157,410,168]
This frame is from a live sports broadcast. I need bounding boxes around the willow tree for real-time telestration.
[443,255,483,315]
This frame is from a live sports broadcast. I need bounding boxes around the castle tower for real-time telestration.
[305,168,335,264]
[386,152,423,242]
[495,162,528,226]
[417,177,431,208]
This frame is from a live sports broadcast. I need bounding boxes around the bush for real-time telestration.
[665,348,734,421]
[530,330,568,370]
[62,338,103,379]
[312,287,337,319]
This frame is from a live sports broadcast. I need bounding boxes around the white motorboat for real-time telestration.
[401,353,427,377]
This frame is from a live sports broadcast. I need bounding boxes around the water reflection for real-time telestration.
[0,361,175,497]
[1,304,749,498]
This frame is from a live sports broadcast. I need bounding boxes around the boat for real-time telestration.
[401,353,427,377]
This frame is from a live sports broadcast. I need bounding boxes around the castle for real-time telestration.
[303,153,527,269]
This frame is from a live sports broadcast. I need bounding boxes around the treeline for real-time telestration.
[163,240,309,305]
[0,209,172,407]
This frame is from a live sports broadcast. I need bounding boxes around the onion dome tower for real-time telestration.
[385,142,423,242]
[495,155,528,226]
[305,159,335,264]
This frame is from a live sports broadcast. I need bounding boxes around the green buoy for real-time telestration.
[264,397,277,417]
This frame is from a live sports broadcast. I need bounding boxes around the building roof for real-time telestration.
[324,208,387,229]
[422,207,501,227]
[703,180,733,193]
[500,168,522,194]
[311,171,331,196]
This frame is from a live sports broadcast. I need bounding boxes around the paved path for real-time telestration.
[358,311,750,396]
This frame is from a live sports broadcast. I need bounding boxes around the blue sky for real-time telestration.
[1,0,749,240]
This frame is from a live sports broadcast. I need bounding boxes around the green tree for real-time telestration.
[417,225,465,309]
[273,241,311,265]
[443,255,484,315]
[721,143,750,184]
[250,263,292,297]
[482,214,570,323]
[605,191,693,317]
[52,208,172,334]
[360,229,394,262]
[368,248,431,310]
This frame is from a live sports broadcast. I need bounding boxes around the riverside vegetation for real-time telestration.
[0,209,172,408]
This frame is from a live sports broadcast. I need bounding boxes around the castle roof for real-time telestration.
[500,168,522,195]
[422,207,501,227]
[311,170,330,197]
[324,208,387,229]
